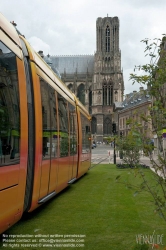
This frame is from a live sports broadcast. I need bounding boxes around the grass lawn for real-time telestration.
[1,164,166,250]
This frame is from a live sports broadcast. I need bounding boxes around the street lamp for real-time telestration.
[113,137,116,164]
[112,122,116,164]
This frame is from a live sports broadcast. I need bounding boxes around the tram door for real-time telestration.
[68,103,78,181]
[39,79,58,199]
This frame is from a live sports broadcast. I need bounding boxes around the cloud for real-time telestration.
[28,36,51,54]
[1,0,166,94]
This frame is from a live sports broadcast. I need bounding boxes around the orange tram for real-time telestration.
[0,13,91,234]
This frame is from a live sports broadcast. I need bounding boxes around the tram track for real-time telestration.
[89,156,113,169]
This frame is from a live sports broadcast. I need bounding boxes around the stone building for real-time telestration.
[40,15,124,142]
[114,87,152,139]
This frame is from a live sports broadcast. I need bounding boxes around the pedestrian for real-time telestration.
[149,141,154,160]
[147,146,153,160]
[108,150,111,164]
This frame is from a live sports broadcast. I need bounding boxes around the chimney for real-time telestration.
[38,51,44,58]
[139,87,144,94]
[11,21,17,27]
[125,94,130,100]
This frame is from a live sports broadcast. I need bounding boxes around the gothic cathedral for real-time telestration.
[42,15,124,142]
[92,16,124,142]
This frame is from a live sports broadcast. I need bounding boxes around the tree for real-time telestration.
[116,131,142,166]
[117,35,166,222]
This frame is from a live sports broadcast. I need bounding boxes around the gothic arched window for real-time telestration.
[77,84,85,105]
[102,82,113,106]
[92,116,97,134]
[115,90,118,101]
[89,87,92,114]
[67,83,73,91]
[105,25,110,52]
[103,117,111,135]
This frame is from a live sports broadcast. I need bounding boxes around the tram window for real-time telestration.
[81,113,91,153]
[68,103,77,155]
[49,86,58,158]
[40,78,58,159]
[58,94,69,157]
[0,41,20,166]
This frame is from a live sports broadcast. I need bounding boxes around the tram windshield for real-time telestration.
[0,41,20,166]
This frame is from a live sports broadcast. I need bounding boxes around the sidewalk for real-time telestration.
[115,155,154,167]
[92,146,165,178]
[114,154,165,178]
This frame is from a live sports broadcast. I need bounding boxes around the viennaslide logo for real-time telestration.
[135,230,164,248]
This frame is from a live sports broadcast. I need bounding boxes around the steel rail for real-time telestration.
[89,157,113,170]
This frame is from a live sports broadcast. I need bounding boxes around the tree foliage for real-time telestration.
[117,35,166,222]
[116,131,142,166]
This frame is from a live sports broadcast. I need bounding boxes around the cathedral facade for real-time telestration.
[42,15,124,142]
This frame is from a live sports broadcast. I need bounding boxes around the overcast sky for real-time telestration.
[1,0,166,94]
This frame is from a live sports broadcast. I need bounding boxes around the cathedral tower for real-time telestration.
[47,15,124,142]
[91,16,124,142]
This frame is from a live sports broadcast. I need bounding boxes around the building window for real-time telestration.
[92,116,97,134]
[105,25,110,52]
[89,88,92,114]
[102,83,113,105]
[103,117,111,135]
[77,84,85,105]
[115,90,118,101]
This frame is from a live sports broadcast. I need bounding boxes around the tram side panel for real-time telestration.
[20,38,61,210]
[0,39,28,233]
[25,64,62,210]
[50,92,69,194]
[19,32,80,210]
[25,63,61,211]
[25,62,43,211]
[24,59,79,211]
[56,95,78,192]
[31,70,79,205]
[37,77,57,201]
[40,79,59,195]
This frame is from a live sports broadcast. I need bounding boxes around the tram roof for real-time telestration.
[0,13,21,49]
